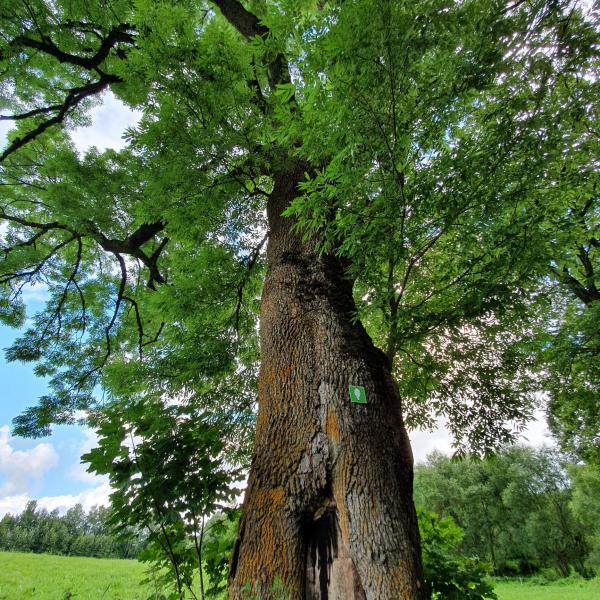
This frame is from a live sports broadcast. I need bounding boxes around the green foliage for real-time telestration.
[0,0,597,456]
[282,0,599,453]
[0,0,598,593]
[418,508,496,600]
[543,300,600,465]
[415,447,596,579]
[0,501,141,559]
[84,396,244,599]
[202,509,241,597]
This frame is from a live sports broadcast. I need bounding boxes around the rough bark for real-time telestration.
[228,162,426,599]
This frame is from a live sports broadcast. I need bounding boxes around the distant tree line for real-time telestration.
[0,501,143,559]
[414,446,600,579]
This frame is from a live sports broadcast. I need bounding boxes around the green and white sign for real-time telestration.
[349,385,367,404]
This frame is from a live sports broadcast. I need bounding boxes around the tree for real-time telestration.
[569,463,600,571]
[0,501,139,558]
[414,447,593,578]
[0,1,597,598]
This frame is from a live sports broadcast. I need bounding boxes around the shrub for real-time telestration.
[418,508,497,600]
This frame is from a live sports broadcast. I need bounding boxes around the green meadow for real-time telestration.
[0,551,150,600]
[1,551,599,599]
[494,576,600,600]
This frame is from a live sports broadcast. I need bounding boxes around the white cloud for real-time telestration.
[0,425,59,496]
[1,92,139,157]
[20,282,50,304]
[519,408,552,447]
[0,425,112,517]
[37,481,112,514]
[0,494,30,516]
[0,481,112,517]
[0,121,12,149]
[410,410,554,465]
[71,92,141,154]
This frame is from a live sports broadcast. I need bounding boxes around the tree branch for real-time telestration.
[89,221,168,289]
[0,234,78,286]
[0,209,75,234]
[1,22,135,161]
[10,23,135,71]
[0,75,120,163]
[40,236,83,341]
[233,232,267,333]
[551,264,600,306]
[210,0,290,89]
[210,0,268,39]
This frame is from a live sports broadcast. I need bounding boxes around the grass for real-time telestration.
[494,576,600,600]
[1,550,599,599]
[0,551,151,600]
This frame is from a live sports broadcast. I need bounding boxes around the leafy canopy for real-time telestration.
[0,1,598,457]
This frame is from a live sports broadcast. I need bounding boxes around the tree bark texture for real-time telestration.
[229,163,426,600]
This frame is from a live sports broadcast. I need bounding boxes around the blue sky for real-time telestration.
[0,94,138,516]
[0,297,111,516]
[0,92,553,517]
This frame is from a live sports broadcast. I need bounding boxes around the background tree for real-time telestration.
[0,501,142,558]
[569,464,600,572]
[414,447,594,578]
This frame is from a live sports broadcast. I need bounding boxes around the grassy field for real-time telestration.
[1,551,599,599]
[494,577,600,600]
[0,551,151,600]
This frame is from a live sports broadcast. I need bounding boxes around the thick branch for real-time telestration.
[1,22,135,161]
[210,0,269,39]
[555,265,600,305]
[210,0,290,88]
[11,24,135,71]
[1,210,167,288]
[0,209,74,234]
[577,244,595,281]
[90,221,168,289]
[0,103,65,121]
[233,232,268,332]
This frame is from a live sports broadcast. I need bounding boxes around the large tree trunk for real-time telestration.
[229,164,426,599]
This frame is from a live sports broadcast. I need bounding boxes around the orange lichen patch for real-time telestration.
[258,367,278,391]
[325,407,341,443]
[277,364,293,378]
[237,493,285,586]
[258,363,294,403]
[270,486,285,505]
[333,483,350,545]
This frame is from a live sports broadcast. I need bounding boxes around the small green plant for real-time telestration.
[240,576,291,600]
[202,509,241,597]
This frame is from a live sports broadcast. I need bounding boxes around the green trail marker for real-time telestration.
[349,385,367,404]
